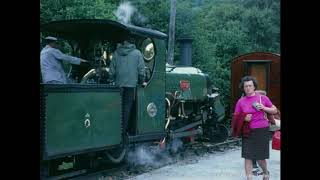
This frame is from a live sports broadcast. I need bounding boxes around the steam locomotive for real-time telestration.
[40,19,228,179]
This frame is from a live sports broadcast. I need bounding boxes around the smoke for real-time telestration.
[126,138,184,168]
[114,1,148,26]
[169,138,183,153]
[131,11,148,27]
[127,144,168,168]
[114,1,135,24]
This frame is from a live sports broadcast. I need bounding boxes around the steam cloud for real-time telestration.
[114,1,148,26]
[127,144,168,168]
[126,138,184,168]
[169,138,183,154]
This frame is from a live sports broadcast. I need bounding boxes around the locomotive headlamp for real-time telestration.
[180,80,190,91]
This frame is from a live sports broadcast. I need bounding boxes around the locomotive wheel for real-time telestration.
[207,124,229,143]
[105,135,128,163]
[105,147,127,164]
[215,124,229,142]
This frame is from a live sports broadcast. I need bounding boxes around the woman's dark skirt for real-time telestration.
[242,127,269,160]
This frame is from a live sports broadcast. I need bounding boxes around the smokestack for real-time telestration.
[178,38,193,66]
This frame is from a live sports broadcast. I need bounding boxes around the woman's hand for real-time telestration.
[256,103,266,111]
[244,114,252,122]
[262,105,278,114]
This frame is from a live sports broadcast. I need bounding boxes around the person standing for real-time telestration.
[109,38,147,136]
[233,76,277,180]
[40,36,88,84]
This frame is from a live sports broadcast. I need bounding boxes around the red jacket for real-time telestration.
[232,112,250,138]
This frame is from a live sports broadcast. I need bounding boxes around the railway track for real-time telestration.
[47,137,241,180]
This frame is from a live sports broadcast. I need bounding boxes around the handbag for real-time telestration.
[272,130,281,150]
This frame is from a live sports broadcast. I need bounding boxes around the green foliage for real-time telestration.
[175,0,194,38]
[131,0,170,32]
[40,0,117,24]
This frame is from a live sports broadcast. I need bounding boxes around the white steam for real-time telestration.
[127,145,168,168]
[126,139,184,168]
[114,1,136,24]
[114,1,148,26]
[169,138,183,153]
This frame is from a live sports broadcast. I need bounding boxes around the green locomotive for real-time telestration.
[40,19,228,179]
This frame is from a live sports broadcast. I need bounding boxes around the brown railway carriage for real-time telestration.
[231,52,280,113]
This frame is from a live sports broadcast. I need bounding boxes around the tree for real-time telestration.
[40,0,117,24]
[183,1,279,118]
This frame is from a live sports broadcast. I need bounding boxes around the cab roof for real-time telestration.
[41,19,167,41]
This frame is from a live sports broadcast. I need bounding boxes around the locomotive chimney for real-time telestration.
[177,38,193,66]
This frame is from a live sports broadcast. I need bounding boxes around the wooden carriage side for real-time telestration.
[231,52,281,113]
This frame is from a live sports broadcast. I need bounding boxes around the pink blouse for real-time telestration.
[234,94,273,129]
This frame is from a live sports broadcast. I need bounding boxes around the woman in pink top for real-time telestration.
[234,76,277,180]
